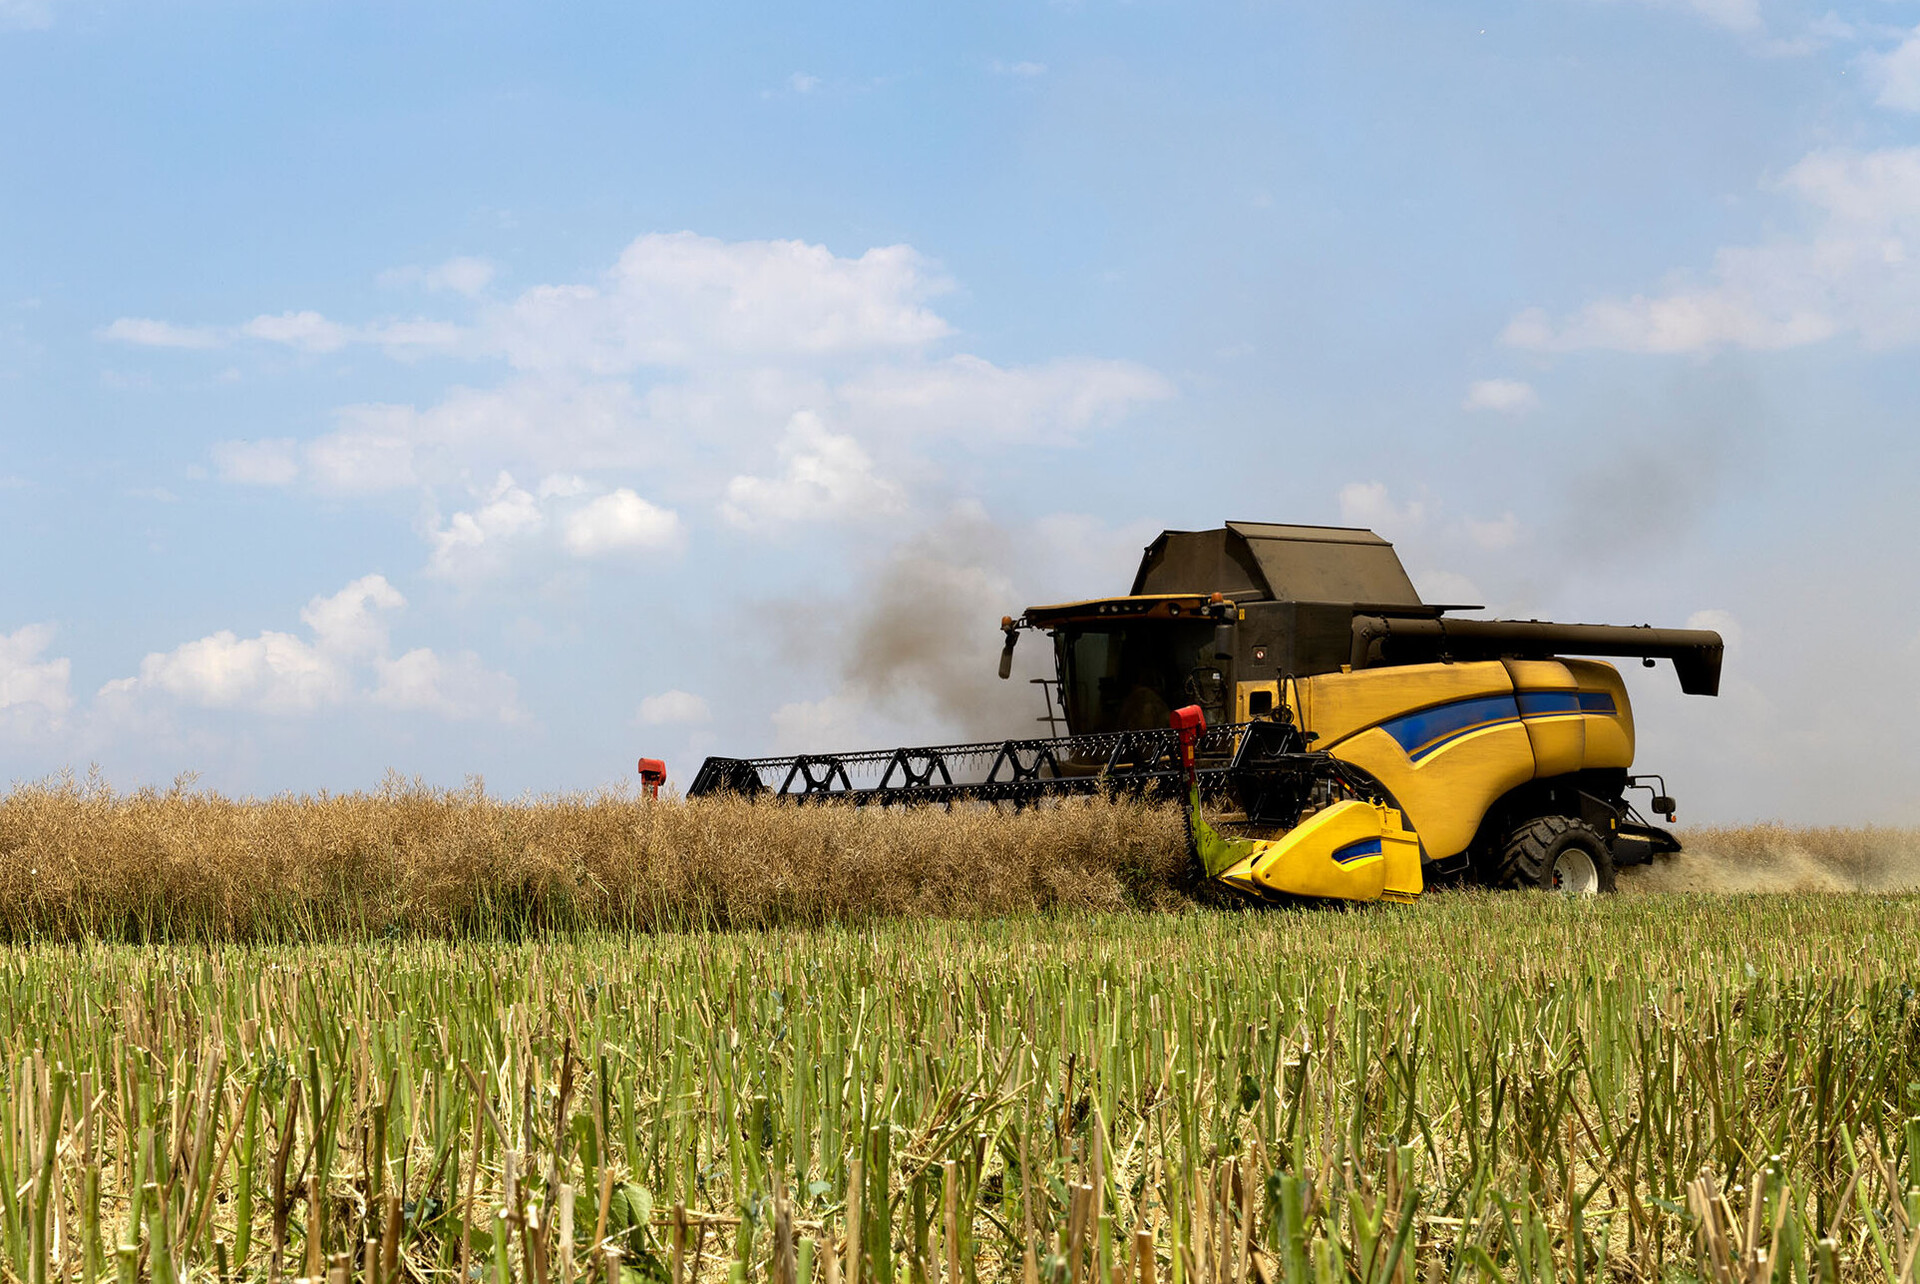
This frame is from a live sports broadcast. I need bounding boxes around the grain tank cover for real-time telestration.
[1130,522,1424,607]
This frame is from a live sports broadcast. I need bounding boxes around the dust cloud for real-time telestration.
[839,535,1041,741]
[769,510,1121,748]
[1550,363,1760,570]
[1620,824,1920,893]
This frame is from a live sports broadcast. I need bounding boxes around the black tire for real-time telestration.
[1496,815,1617,894]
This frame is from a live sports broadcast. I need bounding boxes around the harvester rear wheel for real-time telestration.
[1497,815,1616,895]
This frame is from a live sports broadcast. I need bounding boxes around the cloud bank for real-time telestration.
[99,576,520,722]
[0,625,72,735]
[113,231,1169,587]
[1506,148,1920,354]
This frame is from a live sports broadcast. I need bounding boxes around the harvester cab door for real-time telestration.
[1184,663,1229,729]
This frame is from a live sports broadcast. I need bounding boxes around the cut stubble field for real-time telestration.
[2,783,1920,1281]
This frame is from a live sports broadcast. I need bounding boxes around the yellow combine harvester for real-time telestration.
[688,522,1723,900]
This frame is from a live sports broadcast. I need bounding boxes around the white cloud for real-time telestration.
[426,473,547,579]
[100,577,403,715]
[307,379,646,490]
[482,232,953,371]
[152,235,1165,499]
[104,311,461,359]
[537,473,589,499]
[241,311,353,353]
[1338,481,1426,533]
[99,574,519,721]
[286,348,1167,498]
[1414,569,1488,608]
[838,354,1173,441]
[563,489,682,556]
[372,649,521,721]
[100,317,223,350]
[301,575,406,659]
[1463,514,1521,551]
[1025,512,1165,602]
[638,689,711,725]
[1335,483,1515,611]
[379,256,497,298]
[303,419,419,491]
[0,624,72,724]
[362,319,465,355]
[140,231,1170,579]
[1338,480,1524,555]
[720,411,904,529]
[117,235,1166,479]
[1866,26,1920,111]
[1506,147,1920,353]
[0,0,52,30]
[212,438,301,485]
[789,72,820,94]
[1462,378,1539,414]
[102,629,348,715]
[422,473,679,577]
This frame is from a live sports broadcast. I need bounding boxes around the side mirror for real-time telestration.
[1213,622,1234,662]
[997,618,1018,680]
[1652,795,1676,821]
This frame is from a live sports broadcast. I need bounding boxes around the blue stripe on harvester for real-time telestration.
[1379,693,1518,762]
[1515,690,1581,717]
[1376,688,1621,763]
[1331,837,1383,865]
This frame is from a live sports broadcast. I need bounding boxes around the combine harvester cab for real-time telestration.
[684,520,1723,901]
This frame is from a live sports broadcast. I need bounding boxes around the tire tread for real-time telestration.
[1497,815,1616,892]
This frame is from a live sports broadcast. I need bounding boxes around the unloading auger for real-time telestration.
[676,521,1724,900]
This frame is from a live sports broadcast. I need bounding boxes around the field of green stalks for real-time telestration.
[7,893,1920,1284]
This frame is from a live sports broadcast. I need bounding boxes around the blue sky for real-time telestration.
[3,0,1917,822]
